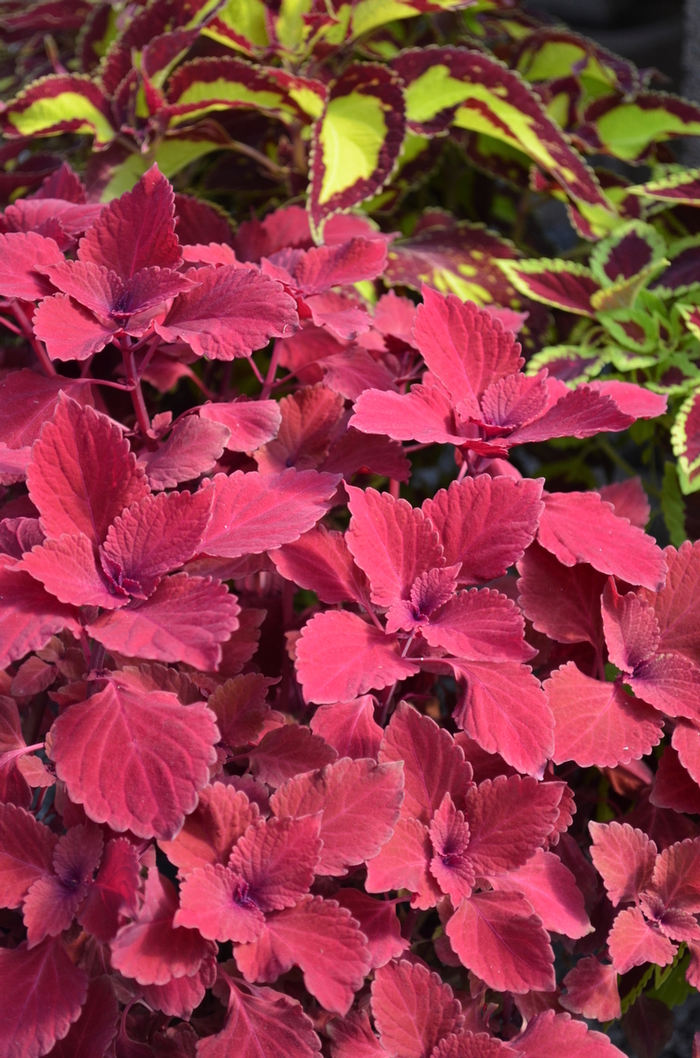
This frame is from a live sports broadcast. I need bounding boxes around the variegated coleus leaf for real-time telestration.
[574,91,700,163]
[392,46,612,215]
[2,75,117,149]
[672,385,700,494]
[163,57,327,129]
[512,26,642,98]
[629,167,700,207]
[308,63,405,235]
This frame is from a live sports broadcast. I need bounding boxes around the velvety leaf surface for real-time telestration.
[309,696,383,760]
[48,672,219,840]
[589,821,657,906]
[158,785,260,875]
[370,959,463,1058]
[561,957,621,1022]
[489,849,591,939]
[464,776,563,876]
[514,1011,626,1058]
[46,975,118,1058]
[197,976,321,1058]
[0,804,56,908]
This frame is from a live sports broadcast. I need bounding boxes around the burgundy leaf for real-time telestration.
[0,564,82,667]
[517,544,607,649]
[464,775,563,876]
[0,371,93,449]
[446,890,555,994]
[77,837,140,943]
[489,849,592,939]
[270,757,403,875]
[46,974,118,1058]
[23,823,103,947]
[26,396,149,546]
[651,837,700,912]
[545,662,664,768]
[371,959,463,1058]
[87,574,240,670]
[272,526,370,605]
[561,957,621,1022]
[48,671,219,840]
[197,976,321,1058]
[423,476,543,585]
[379,702,473,824]
[310,697,383,761]
[537,492,666,591]
[139,418,229,490]
[234,896,371,1015]
[334,890,408,970]
[111,868,215,986]
[207,672,272,749]
[255,384,344,474]
[589,821,657,906]
[246,724,338,786]
[0,938,87,1058]
[0,804,56,909]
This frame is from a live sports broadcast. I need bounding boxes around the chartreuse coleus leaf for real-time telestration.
[98,133,231,201]
[578,92,700,163]
[308,63,405,235]
[671,385,700,493]
[392,46,613,217]
[164,57,326,127]
[628,166,700,206]
[514,26,639,98]
[2,75,117,148]
[498,259,600,316]
[202,0,269,54]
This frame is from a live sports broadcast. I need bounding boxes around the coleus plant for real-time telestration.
[1,32,700,1058]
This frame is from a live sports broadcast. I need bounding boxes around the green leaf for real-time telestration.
[203,0,270,53]
[672,385,700,493]
[646,947,694,1009]
[661,462,688,547]
[581,92,700,162]
[3,75,116,148]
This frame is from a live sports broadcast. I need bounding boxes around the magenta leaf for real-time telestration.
[235,896,371,1015]
[429,793,475,904]
[26,396,149,546]
[334,890,408,970]
[23,823,103,947]
[0,938,87,1058]
[295,611,420,704]
[197,975,321,1058]
[515,1010,626,1058]
[545,662,664,768]
[0,804,56,909]
[601,581,659,672]
[608,906,677,974]
[0,564,80,669]
[46,974,118,1058]
[246,724,338,786]
[87,574,240,670]
[422,589,535,663]
[155,266,298,360]
[272,526,370,605]
[158,784,260,876]
[489,849,591,940]
[110,868,215,986]
[0,231,63,300]
[310,696,383,760]
[199,399,281,451]
[517,543,607,650]
[0,371,92,449]
[200,469,339,558]
[370,959,463,1058]
[446,890,555,994]
[227,814,322,912]
[561,958,621,1022]
[77,837,140,942]
[423,476,543,585]
[365,817,439,910]
[21,533,127,609]
[270,757,403,875]
[141,956,217,1020]
[139,417,229,490]
[537,492,666,591]
[48,670,219,840]
[174,863,267,943]
[379,702,473,824]
[464,775,564,876]
[646,540,700,665]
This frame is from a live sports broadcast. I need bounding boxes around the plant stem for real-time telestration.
[260,343,281,400]
[12,302,57,377]
[120,340,152,437]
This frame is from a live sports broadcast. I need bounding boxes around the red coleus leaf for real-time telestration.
[198,975,321,1058]
[139,417,229,490]
[86,573,240,670]
[379,702,473,825]
[0,231,63,300]
[78,165,181,279]
[651,745,700,815]
[334,890,408,970]
[644,540,700,666]
[544,662,664,768]
[607,906,677,974]
[270,757,403,876]
[20,533,127,609]
[449,660,554,779]
[255,383,344,474]
[199,398,281,452]
[422,476,543,586]
[0,442,30,486]
[154,266,298,360]
[431,1036,517,1058]
[514,1010,626,1058]
[0,563,78,667]
[589,821,657,906]
[110,868,215,986]
[464,775,564,876]
[207,673,272,748]
[327,1007,386,1058]
[421,589,535,663]
[346,486,443,608]
[561,957,621,1022]
[536,492,666,592]
[234,895,371,1015]
[0,938,87,1058]
[310,696,383,760]
[601,581,659,672]
[428,793,475,904]
[386,565,461,634]
[142,957,218,1021]
[296,611,420,704]
[23,823,104,947]
[598,478,650,528]
[365,816,440,910]
[48,670,219,840]
[370,959,463,1058]
[77,836,140,942]
[0,370,91,450]
[26,395,149,546]
[446,890,555,994]
[0,803,57,909]
[246,724,338,786]
[651,836,700,912]
[158,785,260,875]
[46,974,118,1058]
[200,469,339,558]
[673,720,700,784]
[99,489,213,598]
[32,293,119,362]
[489,849,592,940]
[517,544,607,650]
[174,862,267,944]
[414,288,523,417]
[273,525,370,605]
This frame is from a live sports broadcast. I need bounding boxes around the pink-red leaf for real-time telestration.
[515,1011,626,1058]
[197,976,321,1058]
[310,696,383,760]
[272,526,370,606]
[246,724,337,787]
[0,564,80,666]
[174,863,267,943]
[370,959,463,1058]
[48,671,219,840]
[199,399,281,452]
[365,817,439,910]
[228,814,322,912]
[46,974,118,1058]
[464,775,563,876]
[334,890,408,970]
[423,590,534,663]
[21,533,126,609]
[607,906,676,974]
[270,757,403,875]
[489,849,591,939]
[139,417,229,490]
[651,837,700,912]
[589,821,657,907]
[158,785,260,876]
[561,958,621,1022]
[77,837,140,942]
[446,890,555,994]
[0,804,56,909]
[517,544,607,649]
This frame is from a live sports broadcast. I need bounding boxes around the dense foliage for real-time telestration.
[2,1,700,1056]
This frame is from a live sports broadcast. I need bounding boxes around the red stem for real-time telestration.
[120,339,151,438]
[11,302,56,377]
